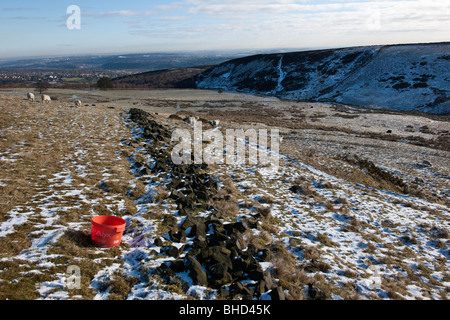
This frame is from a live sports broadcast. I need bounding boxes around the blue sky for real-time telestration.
[0,0,449,58]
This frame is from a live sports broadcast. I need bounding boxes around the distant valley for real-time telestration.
[0,51,245,88]
[0,52,245,71]
[1,43,449,114]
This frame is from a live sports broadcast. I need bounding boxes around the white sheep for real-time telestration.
[41,94,51,104]
[187,116,199,125]
[27,92,35,102]
[74,99,82,108]
[210,120,220,127]
[273,135,283,143]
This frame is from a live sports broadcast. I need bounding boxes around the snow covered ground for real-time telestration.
[0,90,448,300]
[194,43,450,114]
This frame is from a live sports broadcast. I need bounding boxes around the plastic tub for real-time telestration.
[91,215,126,248]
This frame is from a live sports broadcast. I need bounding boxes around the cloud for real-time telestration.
[155,2,185,11]
[158,0,449,49]
[158,16,190,21]
[60,0,449,53]
[1,7,39,12]
[101,0,449,49]
[95,10,155,18]
[183,0,341,15]
[5,16,38,20]
[178,0,450,34]
[181,0,450,21]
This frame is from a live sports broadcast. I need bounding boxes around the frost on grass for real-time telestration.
[0,92,448,300]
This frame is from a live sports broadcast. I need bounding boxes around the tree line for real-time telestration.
[34,77,113,93]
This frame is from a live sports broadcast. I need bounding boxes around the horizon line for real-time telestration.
[1,40,449,62]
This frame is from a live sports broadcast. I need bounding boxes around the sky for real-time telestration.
[0,0,449,59]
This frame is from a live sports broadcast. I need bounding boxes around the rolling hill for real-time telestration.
[111,66,211,89]
[192,43,450,114]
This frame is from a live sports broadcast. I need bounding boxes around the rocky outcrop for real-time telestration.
[128,108,284,300]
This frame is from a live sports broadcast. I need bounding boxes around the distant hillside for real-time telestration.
[112,66,212,89]
[192,43,450,114]
[0,52,239,72]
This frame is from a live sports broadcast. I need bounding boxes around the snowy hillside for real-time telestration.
[0,90,448,301]
[194,43,450,114]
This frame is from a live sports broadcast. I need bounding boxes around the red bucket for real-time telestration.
[91,215,126,248]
